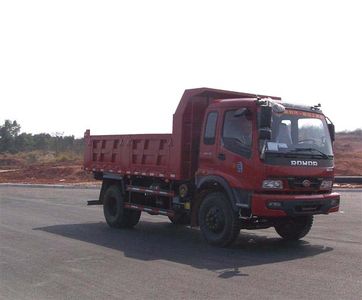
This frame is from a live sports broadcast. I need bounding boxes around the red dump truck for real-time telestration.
[84,88,340,246]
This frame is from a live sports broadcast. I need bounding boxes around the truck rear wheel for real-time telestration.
[274,216,313,240]
[199,192,240,247]
[103,185,141,228]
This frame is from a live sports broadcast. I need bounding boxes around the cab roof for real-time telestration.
[211,98,324,115]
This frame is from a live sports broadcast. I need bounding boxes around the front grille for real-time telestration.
[288,177,322,190]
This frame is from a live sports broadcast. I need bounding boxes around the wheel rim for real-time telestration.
[107,196,118,217]
[205,206,225,233]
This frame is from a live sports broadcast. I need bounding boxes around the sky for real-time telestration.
[1,0,361,138]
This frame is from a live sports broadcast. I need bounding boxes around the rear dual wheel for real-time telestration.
[103,185,141,228]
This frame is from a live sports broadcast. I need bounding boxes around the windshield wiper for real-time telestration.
[288,148,330,159]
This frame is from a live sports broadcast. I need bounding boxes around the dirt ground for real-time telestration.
[334,133,362,176]
[0,132,361,185]
[0,162,95,184]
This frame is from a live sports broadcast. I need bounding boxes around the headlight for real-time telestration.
[262,180,283,189]
[320,180,333,189]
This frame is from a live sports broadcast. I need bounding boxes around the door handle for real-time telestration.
[218,153,225,160]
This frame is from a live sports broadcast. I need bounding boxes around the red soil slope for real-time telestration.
[334,133,362,176]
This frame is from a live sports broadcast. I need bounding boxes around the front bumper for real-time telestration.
[251,192,340,217]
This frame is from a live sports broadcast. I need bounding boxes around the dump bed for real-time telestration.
[84,131,177,178]
[84,88,280,180]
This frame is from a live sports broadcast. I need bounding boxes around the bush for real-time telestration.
[26,153,38,164]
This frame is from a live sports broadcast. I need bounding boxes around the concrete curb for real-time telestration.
[333,188,362,193]
[335,176,362,184]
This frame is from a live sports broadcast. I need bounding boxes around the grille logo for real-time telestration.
[302,179,312,187]
[291,160,318,167]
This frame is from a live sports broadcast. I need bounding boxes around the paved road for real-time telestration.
[0,187,361,300]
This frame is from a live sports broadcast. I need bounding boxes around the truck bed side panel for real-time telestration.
[84,133,176,178]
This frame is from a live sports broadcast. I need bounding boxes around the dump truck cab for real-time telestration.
[197,97,339,221]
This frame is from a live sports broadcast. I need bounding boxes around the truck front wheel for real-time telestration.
[274,216,313,240]
[199,192,240,247]
[103,185,141,228]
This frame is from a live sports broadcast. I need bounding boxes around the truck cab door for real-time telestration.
[198,110,220,175]
[217,107,254,189]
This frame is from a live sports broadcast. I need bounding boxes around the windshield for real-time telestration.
[265,110,333,157]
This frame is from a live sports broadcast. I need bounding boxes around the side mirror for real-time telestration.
[259,128,272,140]
[259,106,272,128]
[328,123,335,142]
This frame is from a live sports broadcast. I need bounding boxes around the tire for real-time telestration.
[198,192,240,247]
[168,213,190,226]
[103,185,141,228]
[274,216,313,240]
[125,209,142,228]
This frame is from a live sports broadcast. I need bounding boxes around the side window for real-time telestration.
[275,119,292,145]
[204,112,218,145]
[222,110,252,157]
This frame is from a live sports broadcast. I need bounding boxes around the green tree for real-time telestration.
[33,133,52,151]
[0,119,84,155]
[15,133,34,151]
[0,120,21,153]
